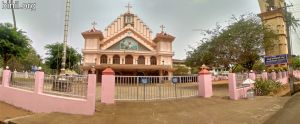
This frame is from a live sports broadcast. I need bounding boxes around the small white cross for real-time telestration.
[91,21,97,28]
[160,25,166,32]
[125,2,133,13]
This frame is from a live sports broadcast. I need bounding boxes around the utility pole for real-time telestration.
[11,0,16,28]
[61,0,71,75]
[283,2,295,94]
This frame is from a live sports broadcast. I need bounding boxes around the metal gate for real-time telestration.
[115,75,198,101]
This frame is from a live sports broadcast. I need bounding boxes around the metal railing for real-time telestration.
[10,72,35,91]
[256,74,263,79]
[115,75,198,101]
[43,75,88,98]
[235,73,249,88]
[267,73,273,80]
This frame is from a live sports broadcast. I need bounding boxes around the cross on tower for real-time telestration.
[160,25,166,33]
[91,21,97,28]
[125,2,132,13]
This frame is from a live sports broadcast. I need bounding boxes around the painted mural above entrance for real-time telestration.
[120,37,138,50]
[107,37,151,51]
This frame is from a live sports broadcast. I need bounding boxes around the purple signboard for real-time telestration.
[264,54,288,65]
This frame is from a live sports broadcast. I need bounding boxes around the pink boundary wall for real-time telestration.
[229,71,289,100]
[228,73,253,100]
[0,70,96,115]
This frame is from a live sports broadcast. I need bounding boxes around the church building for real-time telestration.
[81,5,175,81]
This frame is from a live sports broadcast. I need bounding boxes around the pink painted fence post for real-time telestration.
[198,66,212,98]
[101,68,115,104]
[271,71,276,80]
[34,71,44,94]
[2,69,11,87]
[262,71,268,80]
[228,73,238,100]
[278,72,282,79]
[87,74,96,114]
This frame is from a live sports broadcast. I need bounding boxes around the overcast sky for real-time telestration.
[1,0,299,60]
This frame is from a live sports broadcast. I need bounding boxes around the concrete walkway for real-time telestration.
[264,92,300,124]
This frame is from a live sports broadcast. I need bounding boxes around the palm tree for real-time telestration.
[286,12,300,28]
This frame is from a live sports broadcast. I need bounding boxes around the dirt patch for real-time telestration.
[10,96,289,124]
[0,102,32,121]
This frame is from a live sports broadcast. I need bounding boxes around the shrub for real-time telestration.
[254,79,282,96]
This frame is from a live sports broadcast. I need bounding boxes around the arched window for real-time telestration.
[113,55,120,64]
[100,55,107,64]
[150,56,157,65]
[125,55,133,64]
[138,56,145,65]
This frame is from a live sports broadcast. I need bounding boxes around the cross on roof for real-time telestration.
[160,25,166,33]
[125,2,132,13]
[91,21,97,28]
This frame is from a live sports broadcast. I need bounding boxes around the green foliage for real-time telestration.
[44,42,82,74]
[0,23,31,68]
[291,57,300,69]
[186,14,277,71]
[173,65,190,75]
[232,64,246,73]
[285,12,300,28]
[254,79,282,96]
[252,60,266,73]
[266,67,287,73]
[7,47,42,71]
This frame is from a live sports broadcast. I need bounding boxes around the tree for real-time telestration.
[0,23,31,68]
[186,14,277,72]
[173,65,190,75]
[7,47,42,71]
[44,43,82,74]
[286,12,300,29]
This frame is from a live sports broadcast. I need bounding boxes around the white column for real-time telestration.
[145,56,150,65]
[108,26,112,36]
[136,19,140,32]
[120,16,124,29]
[146,28,149,39]
[105,28,108,37]
[133,56,138,65]
[140,22,143,33]
[143,25,146,36]
[118,18,121,31]
[120,55,125,64]
[111,24,115,35]
[114,21,118,33]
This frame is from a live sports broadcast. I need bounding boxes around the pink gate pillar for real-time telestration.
[34,71,44,94]
[262,71,268,80]
[101,68,115,104]
[2,69,11,87]
[228,73,238,100]
[198,68,212,98]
